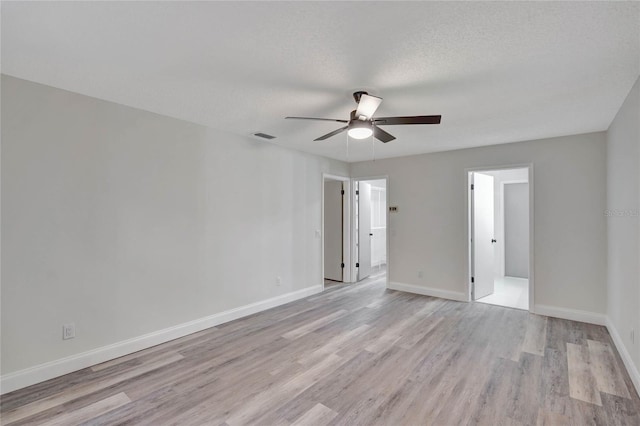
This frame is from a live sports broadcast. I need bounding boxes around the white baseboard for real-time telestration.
[605,316,640,397]
[388,282,468,302]
[0,285,323,395]
[534,304,606,325]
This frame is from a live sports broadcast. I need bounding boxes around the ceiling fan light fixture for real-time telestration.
[285,90,441,143]
[347,121,373,139]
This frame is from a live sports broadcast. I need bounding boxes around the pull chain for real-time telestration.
[346,133,350,162]
[371,132,375,162]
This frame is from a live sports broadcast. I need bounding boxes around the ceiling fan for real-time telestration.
[286,91,441,143]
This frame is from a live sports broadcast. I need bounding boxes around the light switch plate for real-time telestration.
[63,323,75,340]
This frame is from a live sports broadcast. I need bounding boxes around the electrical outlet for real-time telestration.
[417,271,424,278]
[63,323,75,340]
[276,276,282,286]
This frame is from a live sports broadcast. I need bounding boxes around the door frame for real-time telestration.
[465,164,534,312]
[322,174,353,289]
[351,175,390,289]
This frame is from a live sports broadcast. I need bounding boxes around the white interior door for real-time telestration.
[324,180,343,281]
[472,173,495,299]
[358,182,372,281]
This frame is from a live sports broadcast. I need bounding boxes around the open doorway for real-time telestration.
[355,178,388,284]
[323,174,351,290]
[468,167,531,310]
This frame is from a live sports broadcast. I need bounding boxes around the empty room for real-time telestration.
[1,2,639,425]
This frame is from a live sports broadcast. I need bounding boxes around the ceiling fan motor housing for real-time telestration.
[350,109,369,122]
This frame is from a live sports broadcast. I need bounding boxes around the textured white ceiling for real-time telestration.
[2,1,639,162]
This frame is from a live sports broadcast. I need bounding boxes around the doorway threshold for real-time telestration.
[476,276,528,310]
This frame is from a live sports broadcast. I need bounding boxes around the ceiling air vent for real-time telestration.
[253,132,276,140]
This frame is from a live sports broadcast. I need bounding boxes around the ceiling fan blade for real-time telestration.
[373,125,396,143]
[286,116,348,123]
[355,94,382,119]
[314,126,349,141]
[373,115,441,125]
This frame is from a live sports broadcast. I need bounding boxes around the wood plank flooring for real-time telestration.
[2,276,639,425]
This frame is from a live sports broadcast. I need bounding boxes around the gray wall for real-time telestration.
[606,76,640,384]
[504,183,529,278]
[1,75,349,376]
[351,132,607,314]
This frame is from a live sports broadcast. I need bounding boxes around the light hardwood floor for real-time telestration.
[2,276,639,425]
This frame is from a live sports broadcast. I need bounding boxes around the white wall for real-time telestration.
[606,76,640,390]
[351,132,607,314]
[0,75,348,380]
